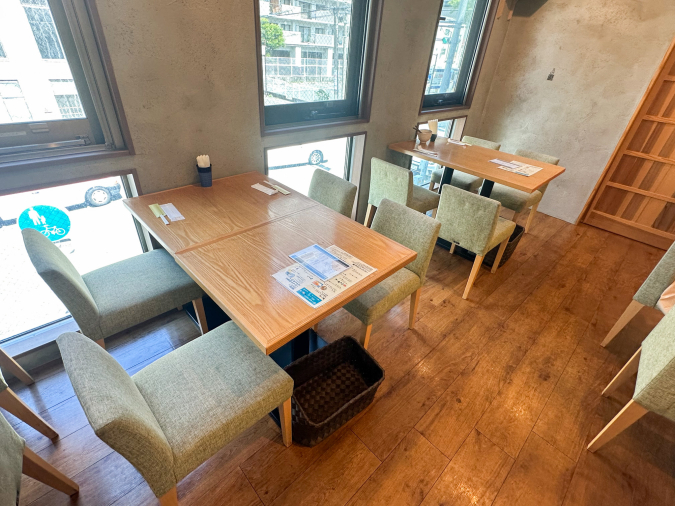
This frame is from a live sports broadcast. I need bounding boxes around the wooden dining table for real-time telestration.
[388,138,565,197]
[123,171,416,355]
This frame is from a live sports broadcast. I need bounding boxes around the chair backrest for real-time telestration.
[0,412,25,506]
[308,169,358,218]
[368,158,412,207]
[462,136,501,151]
[514,148,560,166]
[634,241,675,308]
[435,185,501,256]
[57,332,176,497]
[371,199,440,283]
[22,229,100,335]
[634,308,675,420]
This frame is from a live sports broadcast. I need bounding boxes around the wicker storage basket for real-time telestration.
[284,336,384,447]
[483,224,525,268]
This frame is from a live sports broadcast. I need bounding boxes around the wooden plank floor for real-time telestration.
[5,212,675,506]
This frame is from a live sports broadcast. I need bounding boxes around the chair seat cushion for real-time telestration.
[344,268,421,325]
[486,218,516,252]
[133,322,293,482]
[82,249,204,339]
[410,185,441,213]
[431,168,483,192]
[489,184,542,213]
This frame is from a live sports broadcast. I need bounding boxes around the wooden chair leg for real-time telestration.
[491,239,509,274]
[192,298,208,335]
[601,300,644,347]
[429,181,436,192]
[463,255,484,300]
[525,202,539,233]
[364,204,377,228]
[0,348,34,385]
[158,487,178,506]
[603,347,641,397]
[0,389,58,440]
[363,324,373,350]
[95,338,106,349]
[409,289,421,330]
[278,397,292,447]
[22,446,78,496]
[431,208,437,219]
[449,243,456,254]
[587,399,648,453]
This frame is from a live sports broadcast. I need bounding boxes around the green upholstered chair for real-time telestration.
[58,322,293,506]
[487,149,560,233]
[308,169,357,218]
[22,228,207,349]
[588,307,675,452]
[435,185,516,300]
[344,199,440,349]
[600,241,675,348]
[364,158,440,227]
[0,412,78,505]
[0,368,59,441]
[428,136,501,193]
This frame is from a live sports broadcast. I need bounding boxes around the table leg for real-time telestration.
[438,166,454,191]
[480,179,495,198]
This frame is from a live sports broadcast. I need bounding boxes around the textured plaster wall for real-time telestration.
[0,0,509,221]
[474,0,675,223]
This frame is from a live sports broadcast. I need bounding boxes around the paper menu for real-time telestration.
[160,203,185,221]
[491,159,543,177]
[272,245,376,308]
[290,244,350,281]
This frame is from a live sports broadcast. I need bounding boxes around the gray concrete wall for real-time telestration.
[0,0,509,222]
[474,0,675,223]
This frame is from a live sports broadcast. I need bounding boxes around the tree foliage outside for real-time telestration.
[261,19,285,55]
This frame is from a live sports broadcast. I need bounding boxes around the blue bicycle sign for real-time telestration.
[18,205,71,242]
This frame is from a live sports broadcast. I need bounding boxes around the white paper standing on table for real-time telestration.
[159,203,185,221]
[272,245,377,308]
[252,183,277,195]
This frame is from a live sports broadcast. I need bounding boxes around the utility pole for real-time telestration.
[333,4,339,99]
[439,0,469,94]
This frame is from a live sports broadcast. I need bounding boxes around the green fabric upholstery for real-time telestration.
[514,148,560,166]
[436,185,515,256]
[58,323,293,498]
[57,331,175,497]
[488,149,559,213]
[369,158,439,214]
[22,228,99,338]
[462,136,501,151]
[344,199,440,325]
[134,322,293,482]
[410,185,441,214]
[634,309,675,420]
[82,250,204,339]
[308,169,357,218]
[430,168,483,192]
[0,412,24,506]
[634,241,675,308]
[23,227,204,342]
[0,370,7,392]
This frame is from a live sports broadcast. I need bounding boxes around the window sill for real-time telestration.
[0,149,131,173]
[418,104,471,116]
[1,318,78,360]
[262,117,370,137]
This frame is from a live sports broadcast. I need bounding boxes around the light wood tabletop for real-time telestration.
[123,172,319,254]
[175,205,417,354]
[388,138,565,193]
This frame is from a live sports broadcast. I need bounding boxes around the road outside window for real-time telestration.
[0,176,143,342]
[267,137,350,195]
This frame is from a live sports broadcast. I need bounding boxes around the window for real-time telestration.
[21,0,65,59]
[411,119,460,186]
[0,174,144,343]
[0,0,128,165]
[422,0,492,110]
[0,41,6,58]
[0,81,33,123]
[257,0,381,129]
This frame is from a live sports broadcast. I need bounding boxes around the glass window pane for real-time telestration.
[412,119,454,187]
[0,40,6,58]
[267,137,351,195]
[21,0,65,59]
[0,81,33,123]
[259,0,356,105]
[50,79,85,118]
[0,176,143,341]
